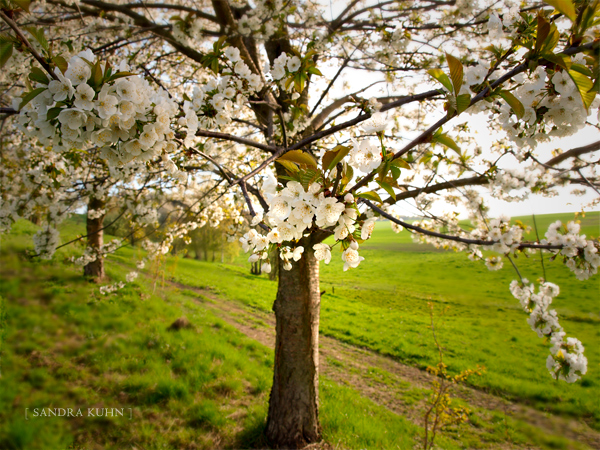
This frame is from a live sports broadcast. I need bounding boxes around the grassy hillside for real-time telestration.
[162,211,600,428]
[0,224,434,450]
[1,211,598,449]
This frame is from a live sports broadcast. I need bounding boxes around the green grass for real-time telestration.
[147,212,600,429]
[2,211,598,449]
[0,223,436,450]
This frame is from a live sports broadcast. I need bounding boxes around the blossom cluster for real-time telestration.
[98,269,138,296]
[33,226,61,260]
[490,167,556,201]
[510,279,587,383]
[240,178,376,271]
[184,47,263,136]
[73,238,122,267]
[544,221,600,280]
[269,52,302,88]
[17,50,179,168]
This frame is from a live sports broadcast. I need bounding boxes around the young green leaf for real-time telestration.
[19,87,46,110]
[278,150,318,168]
[376,180,396,201]
[535,15,551,54]
[0,41,13,69]
[357,191,383,203]
[323,145,350,171]
[25,26,48,51]
[569,63,593,78]
[300,169,320,190]
[456,94,471,114]
[391,158,411,170]
[568,70,595,109]
[544,0,577,22]
[11,0,31,12]
[92,61,103,86]
[52,56,68,74]
[541,52,572,70]
[29,67,49,85]
[427,68,453,92]
[433,133,461,153]
[107,71,135,82]
[46,106,62,121]
[275,159,299,174]
[446,54,463,94]
[499,90,525,118]
[540,27,560,54]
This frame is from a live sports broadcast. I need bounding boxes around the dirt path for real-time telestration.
[161,276,599,450]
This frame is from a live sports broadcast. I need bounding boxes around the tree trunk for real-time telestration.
[266,243,321,448]
[268,248,279,281]
[83,197,105,280]
[130,224,135,247]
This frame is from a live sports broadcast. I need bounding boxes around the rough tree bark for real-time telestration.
[83,197,106,280]
[266,241,321,448]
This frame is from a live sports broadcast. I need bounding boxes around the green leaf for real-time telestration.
[307,66,322,76]
[569,63,593,77]
[323,145,350,172]
[376,180,396,201]
[19,87,46,110]
[46,106,62,121]
[427,68,453,92]
[300,169,320,190]
[277,175,299,182]
[419,151,434,165]
[275,159,299,175]
[544,0,577,21]
[214,35,227,51]
[25,26,48,51]
[446,53,463,94]
[52,56,68,74]
[540,27,560,54]
[284,75,294,91]
[29,67,49,85]
[278,150,318,168]
[499,90,525,119]
[92,61,103,86]
[294,72,306,92]
[0,41,13,69]
[357,191,382,203]
[342,163,354,187]
[107,71,135,82]
[541,52,572,70]
[456,94,471,114]
[391,158,411,170]
[434,133,461,153]
[390,165,401,180]
[568,70,595,109]
[535,15,551,54]
[11,0,31,12]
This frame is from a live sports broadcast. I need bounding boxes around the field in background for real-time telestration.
[0,211,598,449]
[316,214,599,422]
[0,222,439,450]
[172,212,600,427]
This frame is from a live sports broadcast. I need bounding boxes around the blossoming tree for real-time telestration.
[1,0,599,447]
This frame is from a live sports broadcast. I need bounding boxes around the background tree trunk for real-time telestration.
[83,197,106,280]
[268,247,279,281]
[266,242,321,448]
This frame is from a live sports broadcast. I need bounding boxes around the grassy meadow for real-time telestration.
[0,211,598,449]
